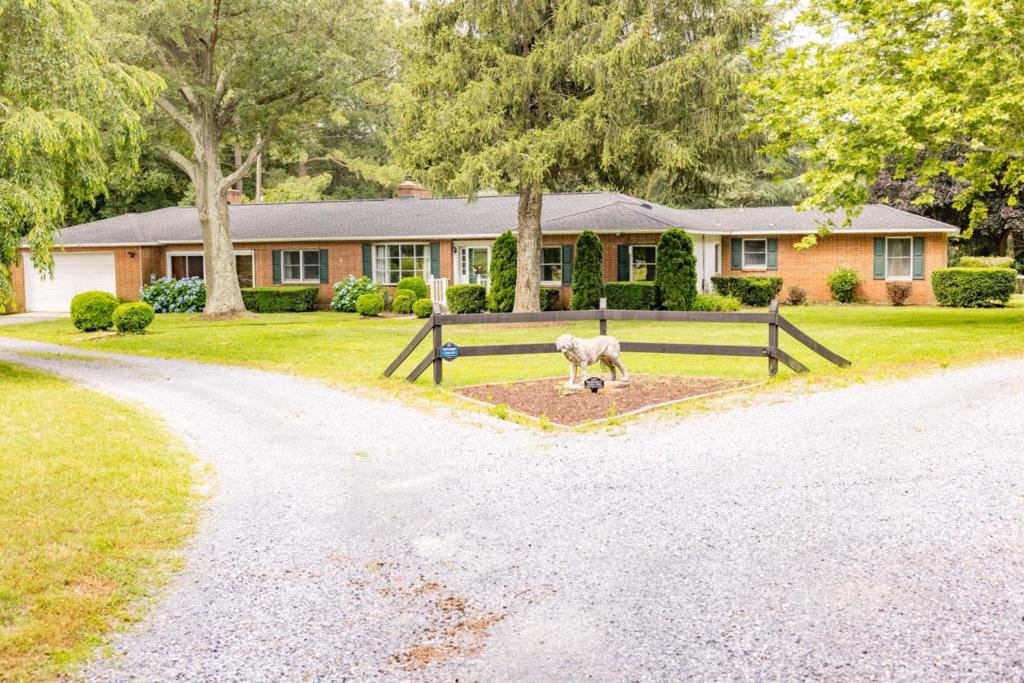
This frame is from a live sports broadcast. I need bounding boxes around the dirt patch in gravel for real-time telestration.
[456,374,755,426]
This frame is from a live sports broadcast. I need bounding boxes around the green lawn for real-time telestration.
[2,298,1023,398]
[0,363,195,681]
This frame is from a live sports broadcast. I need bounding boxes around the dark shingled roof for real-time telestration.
[55,192,959,246]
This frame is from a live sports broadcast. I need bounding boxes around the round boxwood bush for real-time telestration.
[413,297,433,318]
[71,291,120,331]
[446,284,486,314]
[395,276,428,300]
[931,267,1016,307]
[655,229,697,310]
[392,293,414,314]
[488,230,517,312]
[112,302,155,334]
[827,266,860,304]
[395,287,417,303]
[690,294,741,312]
[355,292,384,316]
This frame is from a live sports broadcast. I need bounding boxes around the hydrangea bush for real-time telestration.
[331,275,383,312]
[140,277,206,313]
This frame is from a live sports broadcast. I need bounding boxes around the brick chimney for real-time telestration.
[226,188,243,205]
[395,177,431,199]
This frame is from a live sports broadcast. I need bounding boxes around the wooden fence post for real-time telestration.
[768,298,779,376]
[599,297,608,336]
[431,308,443,385]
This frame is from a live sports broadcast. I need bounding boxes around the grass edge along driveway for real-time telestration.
[0,362,196,682]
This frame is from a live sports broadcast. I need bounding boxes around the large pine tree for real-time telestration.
[392,0,770,311]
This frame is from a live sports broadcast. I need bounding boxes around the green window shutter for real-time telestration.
[362,244,372,278]
[766,239,778,270]
[873,238,886,280]
[319,249,329,284]
[430,242,441,279]
[731,239,742,269]
[272,250,282,284]
[912,237,925,280]
[561,245,573,285]
[616,244,630,281]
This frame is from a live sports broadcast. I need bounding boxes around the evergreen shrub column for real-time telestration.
[655,229,697,310]
[488,230,517,312]
[570,230,603,310]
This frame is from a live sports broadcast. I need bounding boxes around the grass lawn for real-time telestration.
[0,363,195,681]
[1,297,1023,398]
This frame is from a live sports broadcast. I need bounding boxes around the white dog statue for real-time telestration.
[555,334,629,386]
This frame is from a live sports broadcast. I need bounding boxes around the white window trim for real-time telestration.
[281,249,322,284]
[540,246,563,287]
[629,244,657,282]
[885,236,914,282]
[166,250,255,283]
[741,238,769,271]
[372,242,430,285]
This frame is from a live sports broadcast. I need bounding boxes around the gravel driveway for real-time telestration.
[2,337,1022,681]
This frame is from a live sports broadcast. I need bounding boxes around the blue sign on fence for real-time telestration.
[439,341,460,362]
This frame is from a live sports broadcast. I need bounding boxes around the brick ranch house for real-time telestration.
[9,185,959,312]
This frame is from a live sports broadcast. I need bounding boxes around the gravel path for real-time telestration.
[2,337,1023,681]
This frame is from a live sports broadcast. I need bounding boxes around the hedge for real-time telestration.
[71,291,119,331]
[605,281,656,310]
[931,267,1017,307]
[957,255,1015,269]
[691,294,741,312]
[711,275,783,307]
[446,283,486,314]
[112,302,155,334]
[241,286,318,313]
[540,287,561,311]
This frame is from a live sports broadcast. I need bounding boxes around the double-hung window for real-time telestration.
[374,244,428,284]
[885,237,912,280]
[169,251,254,287]
[742,239,768,270]
[282,250,321,283]
[541,247,563,284]
[630,245,657,281]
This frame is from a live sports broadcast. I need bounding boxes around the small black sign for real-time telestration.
[584,377,605,394]
[439,341,460,362]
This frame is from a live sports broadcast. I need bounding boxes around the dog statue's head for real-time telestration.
[555,334,576,354]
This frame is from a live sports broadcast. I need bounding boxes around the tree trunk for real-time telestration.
[194,120,246,317]
[513,181,542,312]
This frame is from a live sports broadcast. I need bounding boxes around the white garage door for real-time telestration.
[23,252,117,312]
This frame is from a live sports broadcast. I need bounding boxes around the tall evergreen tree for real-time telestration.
[487,231,518,313]
[392,0,771,311]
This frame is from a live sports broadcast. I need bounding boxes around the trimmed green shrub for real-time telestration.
[395,288,417,302]
[540,287,561,311]
[241,287,318,313]
[691,294,741,312]
[655,229,697,310]
[413,298,433,318]
[330,275,382,312]
[71,291,119,331]
[447,284,486,314]
[827,266,861,304]
[570,230,603,310]
[785,286,807,306]
[396,276,427,299]
[931,267,1016,307]
[958,255,1015,269]
[112,302,155,334]
[711,276,783,306]
[886,281,912,306]
[141,276,206,313]
[604,281,656,310]
[392,293,414,314]
[488,231,517,312]
[355,292,385,316]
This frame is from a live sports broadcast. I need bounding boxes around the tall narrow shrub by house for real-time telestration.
[655,229,697,310]
[488,231,517,312]
[570,231,603,310]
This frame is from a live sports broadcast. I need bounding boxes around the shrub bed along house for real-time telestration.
[605,281,657,310]
[71,291,120,331]
[112,302,155,334]
[331,275,382,312]
[141,276,206,313]
[446,284,486,314]
[356,292,385,316]
[691,294,741,312]
[540,287,561,311]
[241,287,318,313]
[396,276,428,300]
[886,281,912,306]
[827,266,860,304]
[413,298,433,318]
[931,267,1017,307]
[786,286,807,306]
[711,275,783,307]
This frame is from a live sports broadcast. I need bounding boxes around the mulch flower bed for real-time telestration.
[455,374,755,427]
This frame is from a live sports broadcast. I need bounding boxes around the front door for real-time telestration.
[458,246,491,285]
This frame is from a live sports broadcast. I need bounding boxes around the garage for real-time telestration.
[23,252,117,312]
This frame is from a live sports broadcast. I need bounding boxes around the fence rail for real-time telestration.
[384,299,850,385]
